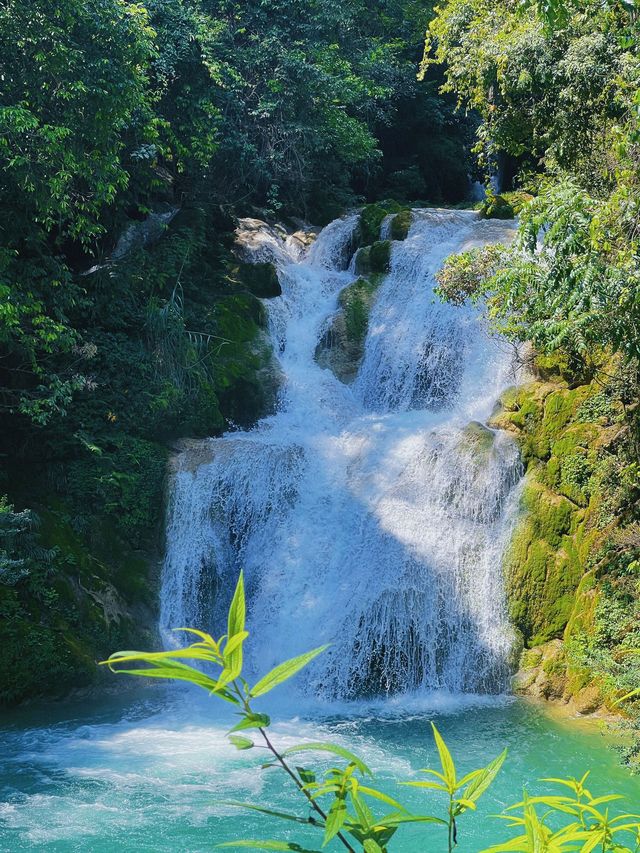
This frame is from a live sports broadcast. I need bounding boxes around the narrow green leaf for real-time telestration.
[374,813,447,829]
[250,645,328,698]
[228,572,246,636]
[464,748,507,805]
[431,723,456,791]
[282,742,371,776]
[357,785,407,811]
[363,840,384,853]
[225,572,247,679]
[296,767,316,786]
[400,780,448,792]
[323,796,347,847]
[229,713,271,734]
[225,631,250,658]
[223,801,316,825]
[173,627,218,648]
[229,735,254,750]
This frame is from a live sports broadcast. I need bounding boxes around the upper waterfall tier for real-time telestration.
[161,209,522,700]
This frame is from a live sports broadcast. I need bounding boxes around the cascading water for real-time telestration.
[160,209,522,701]
[6,212,639,853]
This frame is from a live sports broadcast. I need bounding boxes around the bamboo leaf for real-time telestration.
[229,713,271,734]
[229,735,254,750]
[322,796,347,847]
[281,742,371,776]
[431,723,456,791]
[222,801,316,825]
[250,646,328,698]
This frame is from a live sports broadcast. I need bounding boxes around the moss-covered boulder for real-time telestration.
[355,240,391,275]
[497,352,633,712]
[457,421,496,461]
[390,209,413,241]
[358,201,403,245]
[316,275,383,383]
[480,189,534,220]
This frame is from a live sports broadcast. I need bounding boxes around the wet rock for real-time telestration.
[390,209,413,241]
[235,261,282,298]
[458,421,496,459]
[111,207,179,260]
[354,240,391,275]
[513,639,568,701]
[316,276,382,384]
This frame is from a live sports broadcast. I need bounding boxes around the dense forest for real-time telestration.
[0,0,472,702]
[1,0,640,764]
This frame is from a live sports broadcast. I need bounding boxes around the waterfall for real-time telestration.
[160,209,522,701]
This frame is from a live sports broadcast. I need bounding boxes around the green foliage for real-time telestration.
[482,772,640,853]
[104,574,640,852]
[424,0,637,182]
[0,495,155,704]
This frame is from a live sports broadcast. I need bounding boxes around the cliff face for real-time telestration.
[491,356,640,713]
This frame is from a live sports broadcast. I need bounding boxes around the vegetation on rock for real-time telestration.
[316,275,384,384]
[429,0,640,747]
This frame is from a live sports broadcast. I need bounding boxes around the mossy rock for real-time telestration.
[316,275,383,384]
[533,352,593,386]
[480,193,515,220]
[354,240,391,275]
[390,209,413,241]
[458,421,495,460]
[521,479,575,548]
[338,276,382,346]
[370,241,391,273]
[358,201,402,245]
[234,261,281,298]
[359,204,389,245]
[480,190,533,220]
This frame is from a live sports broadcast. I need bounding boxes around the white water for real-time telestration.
[160,209,522,700]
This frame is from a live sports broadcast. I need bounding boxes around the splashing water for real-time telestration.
[160,209,522,700]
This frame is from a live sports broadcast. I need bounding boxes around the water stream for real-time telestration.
[2,209,638,852]
[162,209,521,699]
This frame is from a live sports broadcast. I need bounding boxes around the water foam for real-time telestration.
[160,209,521,700]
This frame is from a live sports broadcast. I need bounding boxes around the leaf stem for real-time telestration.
[232,683,356,853]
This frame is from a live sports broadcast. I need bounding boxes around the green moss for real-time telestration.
[369,240,391,273]
[359,204,388,245]
[521,648,543,669]
[459,421,495,460]
[0,501,156,705]
[354,241,391,275]
[480,189,533,220]
[522,479,575,547]
[390,209,412,241]
[502,371,621,665]
[480,192,515,220]
[338,276,382,346]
